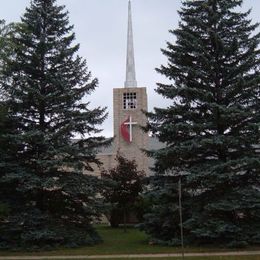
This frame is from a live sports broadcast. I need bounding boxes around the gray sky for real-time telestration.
[0,0,259,137]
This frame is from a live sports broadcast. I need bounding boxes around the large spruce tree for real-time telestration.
[0,20,15,90]
[142,0,260,247]
[0,0,108,249]
[0,20,10,68]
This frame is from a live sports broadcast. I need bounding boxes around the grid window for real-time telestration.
[123,92,137,109]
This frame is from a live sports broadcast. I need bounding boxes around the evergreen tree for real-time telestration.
[0,20,15,93]
[0,103,21,233]
[0,0,109,249]
[0,105,11,219]
[139,175,192,246]
[0,20,10,67]
[142,0,260,247]
[0,23,21,247]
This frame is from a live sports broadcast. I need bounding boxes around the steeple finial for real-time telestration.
[124,0,137,88]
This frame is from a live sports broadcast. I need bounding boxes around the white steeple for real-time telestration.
[124,0,137,88]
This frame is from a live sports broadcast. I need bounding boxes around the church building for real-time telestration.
[91,1,162,176]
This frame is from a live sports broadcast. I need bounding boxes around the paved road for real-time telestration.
[1,251,260,259]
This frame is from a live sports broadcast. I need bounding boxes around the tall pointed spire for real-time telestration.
[124,0,137,88]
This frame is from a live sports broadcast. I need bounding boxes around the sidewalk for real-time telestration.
[1,251,260,259]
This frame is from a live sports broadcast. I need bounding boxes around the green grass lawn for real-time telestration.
[33,256,259,260]
[25,257,260,260]
[0,225,259,257]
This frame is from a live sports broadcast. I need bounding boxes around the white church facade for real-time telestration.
[89,1,163,177]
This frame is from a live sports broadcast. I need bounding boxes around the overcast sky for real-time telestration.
[0,0,259,137]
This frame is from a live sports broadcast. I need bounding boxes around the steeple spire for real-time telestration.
[124,0,137,88]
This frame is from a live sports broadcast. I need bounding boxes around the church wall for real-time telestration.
[84,153,117,177]
[113,87,148,175]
